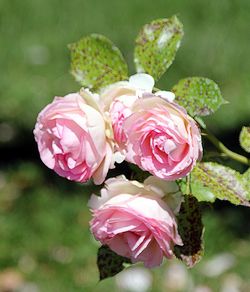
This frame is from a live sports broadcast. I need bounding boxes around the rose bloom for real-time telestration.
[89,175,183,268]
[101,73,200,180]
[33,91,114,184]
[124,95,202,180]
[100,75,143,147]
[101,74,172,148]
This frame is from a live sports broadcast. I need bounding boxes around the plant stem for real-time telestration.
[204,128,250,166]
[186,174,191,195]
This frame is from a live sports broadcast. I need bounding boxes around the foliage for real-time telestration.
[172,77,226,117]
[97,246,131,280]
[134,16,183,81]
[66,14,250,279]
[69,34,128,92]
[179,163,250,205]
[174,196,204,268]
[239,126,250,153]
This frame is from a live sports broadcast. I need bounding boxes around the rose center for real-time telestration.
[153,135,177,154]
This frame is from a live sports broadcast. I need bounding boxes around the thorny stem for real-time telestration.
[203,128,250,166]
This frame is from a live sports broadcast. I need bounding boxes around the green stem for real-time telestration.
[204,128,250,166]
[186,174,191,195]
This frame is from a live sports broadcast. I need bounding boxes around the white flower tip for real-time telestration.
[114,151,126,164]
[129,73,155,93]
[155,91,175,102]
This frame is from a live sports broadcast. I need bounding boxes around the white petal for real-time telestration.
[114,151,126,164]
[155,91,175,102]
[79,88,101,112]
[129,73,155,92]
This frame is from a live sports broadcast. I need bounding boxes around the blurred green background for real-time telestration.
[0,0,249,291]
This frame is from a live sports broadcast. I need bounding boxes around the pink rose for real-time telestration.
[33,91,114,184]
[109,96,137,146]
[101,74,155,148]
[124,96,202,180]
[101,87,137,149]
[101,73,200,180]
[89,176,183,268]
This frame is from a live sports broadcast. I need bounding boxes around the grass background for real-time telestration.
[0,0,250,291]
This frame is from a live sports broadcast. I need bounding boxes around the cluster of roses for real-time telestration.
[34,73,202,268]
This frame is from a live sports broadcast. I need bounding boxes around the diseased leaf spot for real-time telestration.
[172,77,226,117]
[174,196,204,268]
[190,162,250,206]
[69,34,128,92]
[134,16,184,81]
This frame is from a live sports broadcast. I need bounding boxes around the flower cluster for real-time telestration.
[34,73,202,268]
[34,73,202,184]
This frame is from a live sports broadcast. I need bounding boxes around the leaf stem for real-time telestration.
[204,128,250,166]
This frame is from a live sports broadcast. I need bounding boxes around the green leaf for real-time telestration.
[190,162,250,206]
[172,77,226,117]
[174,196,204,268]
[97,245,131,281]
[178,178,216,203]
[134,16,183,81]
[242,168,250,200]
[69,34,128,92]
[239,126,250,153]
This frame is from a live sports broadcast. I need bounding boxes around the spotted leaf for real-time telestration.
[134,16,183,81]
[174,196,204,268]
[190,162,250,206]
[172,77,226,117]
[97,245,131,281]
[69,34,128,92]
[239,126,250,153]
